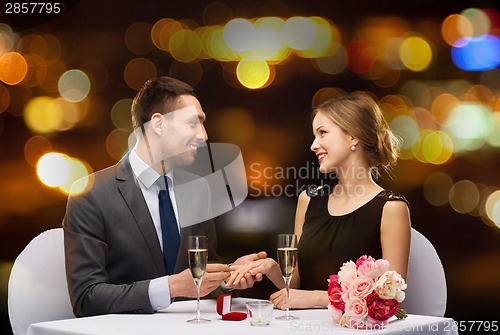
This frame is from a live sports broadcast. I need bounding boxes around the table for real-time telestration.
[26,298,459,335]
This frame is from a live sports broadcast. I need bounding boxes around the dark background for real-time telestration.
[1,0,500,334]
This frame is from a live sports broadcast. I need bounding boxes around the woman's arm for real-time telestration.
[289,190,310,288]
[380,200,411,279]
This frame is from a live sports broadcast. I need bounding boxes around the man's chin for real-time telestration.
[172,152,196,167]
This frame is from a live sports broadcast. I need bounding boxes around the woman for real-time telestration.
[228,91,411,310]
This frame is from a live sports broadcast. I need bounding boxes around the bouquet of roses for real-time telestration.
[327,255,407,329]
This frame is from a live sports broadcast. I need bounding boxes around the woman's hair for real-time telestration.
[131,76,196,129]
[312,91,400,176]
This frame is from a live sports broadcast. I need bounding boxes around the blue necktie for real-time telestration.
[158,176,180,275]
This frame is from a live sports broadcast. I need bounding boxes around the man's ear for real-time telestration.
[150,112,164,136]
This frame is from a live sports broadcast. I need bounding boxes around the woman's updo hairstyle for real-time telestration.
[312,91,400,177]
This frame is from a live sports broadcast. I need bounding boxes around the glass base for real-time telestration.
[276,314,299,320]
[187,317,211,323]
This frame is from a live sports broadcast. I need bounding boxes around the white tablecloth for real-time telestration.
[26,298,459,335]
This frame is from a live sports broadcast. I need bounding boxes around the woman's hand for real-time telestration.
[270,289,329,310]
[226,257,277,288]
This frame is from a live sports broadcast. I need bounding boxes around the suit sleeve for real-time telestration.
[63,184,155,317]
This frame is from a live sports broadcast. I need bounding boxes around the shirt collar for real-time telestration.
[129,149,174,189]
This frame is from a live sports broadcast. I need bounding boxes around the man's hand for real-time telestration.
[169,263,230,298]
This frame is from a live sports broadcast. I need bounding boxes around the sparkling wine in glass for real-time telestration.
[276,233,299,320]
[187,235,210,323]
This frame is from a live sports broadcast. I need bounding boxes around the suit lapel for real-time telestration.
[116,153,166,275]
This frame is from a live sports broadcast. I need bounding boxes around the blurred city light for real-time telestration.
[452,34,500,71]
[37,152,71,187]
[236,59,272,89]
[486,190,500,228]
[399,36,433,72]
[449,180,480,214]
[0,4,498,227]
[423,172,454,207]
[36,152,91,195]
[124,58,157,91]
[0,51,28,85]
[58,69,91,102]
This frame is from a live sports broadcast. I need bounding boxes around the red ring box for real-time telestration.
[216,294,247,321]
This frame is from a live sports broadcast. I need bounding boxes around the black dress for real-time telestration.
[297,189,409,291]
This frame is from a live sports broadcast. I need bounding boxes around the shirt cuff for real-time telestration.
[149,276,171,312]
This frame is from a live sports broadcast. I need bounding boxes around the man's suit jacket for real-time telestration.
[63,153,220,317]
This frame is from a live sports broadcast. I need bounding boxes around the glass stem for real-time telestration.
[284,276,291,316]
[196,281,201,320]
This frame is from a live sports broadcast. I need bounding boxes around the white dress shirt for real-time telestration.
[128,149,179,311]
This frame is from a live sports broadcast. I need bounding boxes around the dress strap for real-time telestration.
[376,190,410,208]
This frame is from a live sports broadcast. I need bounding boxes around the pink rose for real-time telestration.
[356,255,389,279]
[349,275,374,300]
[327,275,345,312]
[345,297,368,320]
[366,292,398,321]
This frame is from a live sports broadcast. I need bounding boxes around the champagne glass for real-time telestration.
[275,234,299,320]
[187,235,210,323]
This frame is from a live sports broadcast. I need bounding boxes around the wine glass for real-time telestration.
[275,233,299,320]
[187,235,210,323]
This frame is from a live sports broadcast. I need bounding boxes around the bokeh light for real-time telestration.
[58,158,92,196]
[442,14,472,46]
[58,69,91,102]
[0,23,15,54]
[169,29,202,62]
[106,129,130,161]
[451,34,500,71]
[253,17,289,62]
[23,96,63,134]
[423,172,454,206]
[461,8,490,36]
[236,59,272,89]
[224,19,256,53]
[36,152,92,195]
[420,130,454,164]
[314,47,347,75]
[445,103,492,152]
[37,152,71,187]
[125,22,154,55]
[399,36,433,72]
[0,52,28,85]
[347,41,376,74]
[449,180,480,214]
[124,58,157,91]
[485,190,500,228]
[0,83,10,113]
[24,135,53,167]
[111,99,133,131]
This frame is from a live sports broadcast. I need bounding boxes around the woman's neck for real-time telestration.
[334,163,379,197]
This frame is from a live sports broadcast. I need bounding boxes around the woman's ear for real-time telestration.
[350,135,360,146]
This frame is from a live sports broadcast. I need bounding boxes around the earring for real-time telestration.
[351,145,356,152]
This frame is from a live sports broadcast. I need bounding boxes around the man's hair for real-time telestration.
[131,76,196,129]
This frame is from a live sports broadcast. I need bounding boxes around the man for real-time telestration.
[63,76,264,317]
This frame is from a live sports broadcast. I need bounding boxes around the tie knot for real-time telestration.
[157,176,171,191]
